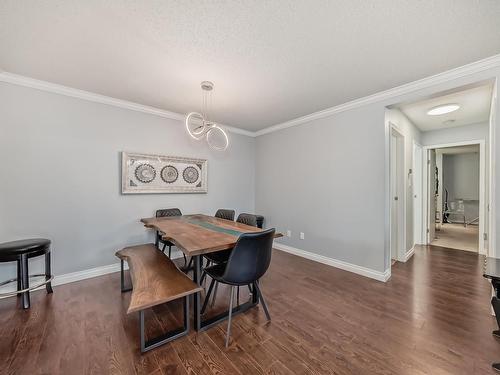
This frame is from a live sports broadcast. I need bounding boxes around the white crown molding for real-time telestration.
[0,71,256,137]
[3,53,500,139]
[255,53,500,137]
[274,242,391,282]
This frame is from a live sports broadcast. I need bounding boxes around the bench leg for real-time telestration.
[120,259,132,293]
[139,296,190,353]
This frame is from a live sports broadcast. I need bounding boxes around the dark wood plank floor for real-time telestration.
[1,245,498,374]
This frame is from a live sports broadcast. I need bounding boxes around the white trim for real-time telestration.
[422,140,487,254]
[274,243,391,282]
[0,72,255,138]
[413,141,424,245]
[404,245,416,262]
[2,54,500,139]
[489,79,498,258]
[0,250,183,298]
[255,54,500,137]
[389,124,407,262]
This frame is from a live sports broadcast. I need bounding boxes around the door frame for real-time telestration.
[422,139,486,255]
[413,141,424,245]
[389,123,406,262]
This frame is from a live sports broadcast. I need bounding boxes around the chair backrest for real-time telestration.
[215,209,235,221]
[222,228,276,285]
[236,213,257,227]
[156,208,182,218]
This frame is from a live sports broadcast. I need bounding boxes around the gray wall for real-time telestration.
[0,83,256,279]
[256,66,499,274]
[443,153,480,220]
[256,104,388,272]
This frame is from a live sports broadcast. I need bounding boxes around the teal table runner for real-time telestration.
[184,218,244,237]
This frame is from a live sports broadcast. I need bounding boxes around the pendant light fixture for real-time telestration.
[185,81,229,151]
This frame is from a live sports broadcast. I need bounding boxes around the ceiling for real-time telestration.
[1,1,500,132]
[397,84,493,132]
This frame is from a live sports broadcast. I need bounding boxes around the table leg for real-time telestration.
[193,255,201,331]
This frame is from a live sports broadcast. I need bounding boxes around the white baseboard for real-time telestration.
[0,249,184,298]
[403,245,416,262]
[274,243,391,282]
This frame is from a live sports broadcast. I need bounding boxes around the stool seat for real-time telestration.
[0,238,53,309]
[0,238,50,256]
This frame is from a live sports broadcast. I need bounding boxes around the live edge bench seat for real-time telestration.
[116,243,202,352]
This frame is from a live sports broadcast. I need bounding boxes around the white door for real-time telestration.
[427,149,437,243]
[390,131,400,260]
[413,143,423,244]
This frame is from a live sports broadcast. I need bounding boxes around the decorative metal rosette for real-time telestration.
[134,163,156,183]
[183,166,199,184]
[160,165,179,184]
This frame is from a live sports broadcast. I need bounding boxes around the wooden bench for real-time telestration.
[116,243,202,352]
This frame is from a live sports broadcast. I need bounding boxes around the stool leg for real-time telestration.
[16,259,22,296]
[45,251,53,294]
[20,254,30,309]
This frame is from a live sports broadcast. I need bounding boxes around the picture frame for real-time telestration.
[121,152,208,194]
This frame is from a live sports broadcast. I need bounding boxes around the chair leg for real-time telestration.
[211,281,219,307]
[201,278,216,314]
[200,260,211,286]
[253,281,271,321]
[183,253,187,266]
[20,254,30,309]
[226,286,235,348]
[16,260,22,296]
[45,251,53,294]
[168,245,172,258]
[161,242,167,254]
[237,286,240,306]
[201,270,207,286]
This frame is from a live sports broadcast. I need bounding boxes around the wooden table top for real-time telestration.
[141,214,282,256]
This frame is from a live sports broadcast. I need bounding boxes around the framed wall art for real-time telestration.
[121,152,207,194]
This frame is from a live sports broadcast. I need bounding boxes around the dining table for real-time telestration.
[140,214,282,331]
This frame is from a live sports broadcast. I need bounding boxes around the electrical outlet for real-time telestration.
[300,232,305,240]
[286,230,292,237]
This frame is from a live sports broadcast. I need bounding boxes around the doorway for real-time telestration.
[390,125,405,262]
[423,141,485,254]
[413,142,423,245]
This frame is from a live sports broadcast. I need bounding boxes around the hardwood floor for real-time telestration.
[0,245,498,374]
[432,223,479,252]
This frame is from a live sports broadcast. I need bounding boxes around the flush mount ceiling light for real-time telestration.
[426,103,460,116]
[185,81,229,151]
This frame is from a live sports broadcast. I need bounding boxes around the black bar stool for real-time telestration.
[0,238,54,309]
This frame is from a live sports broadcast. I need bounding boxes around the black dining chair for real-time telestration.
[215,209,235,221]
[235,213,257,227]
[202,228,275,347]
[200,213,259,305]
[155,208,186,263]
